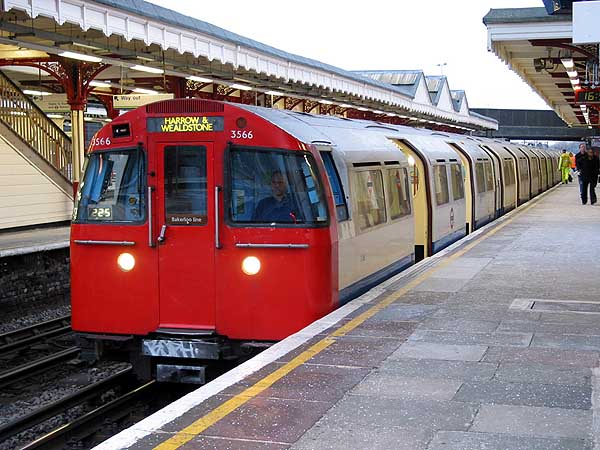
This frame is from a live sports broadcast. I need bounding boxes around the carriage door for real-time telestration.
[156,143,216,330]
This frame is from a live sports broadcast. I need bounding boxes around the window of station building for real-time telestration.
[354,170,386,231]
[475,162,486,194]
[433,165,450,205]
[320,151,349,222]
[484,161,494,191]
[164,145,207,226]
[503,159,516,186]
[450,163,464,201]
[386,168,411,220]
[228,148,328,226]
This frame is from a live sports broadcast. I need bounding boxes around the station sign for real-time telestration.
[576,90,600,104]
[113,93,173,109]
[33,93,72,112]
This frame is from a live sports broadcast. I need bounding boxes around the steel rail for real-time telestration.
[0,347,80,389]
[0,315,71,354]
[0,368,133,442]
[19,380,157,450]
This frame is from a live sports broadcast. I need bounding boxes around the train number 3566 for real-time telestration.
[230,130,254,139]
[90,137,112,146]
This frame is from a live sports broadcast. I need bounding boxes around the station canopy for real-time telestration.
[484,6,597,129]
[0,0,496,131]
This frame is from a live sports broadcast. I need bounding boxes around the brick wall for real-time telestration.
[0,248,70,308]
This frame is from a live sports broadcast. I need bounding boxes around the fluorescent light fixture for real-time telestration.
[398,115,410,119]
[59,51,102,63]
[136,55,155,62]
[357,107,369,111]
[581,105,587,111]
[340,103,353,108]
[132,87,159,95]
[89,80,112,88]
[230,83,252,91]
[566,70,578,78]
[386,113,397,117]
[319,100,333,105]
[265,90,285,96]
[186,75,213,83]
[73,42,104,51]
[588,125,593,129]
[561,58,575,70]
[47,113,63,119]
[131,65,164,74]
[373,110,384,114]
[570,78,580,86]
[418,118,427,122]
[23,89,52,96]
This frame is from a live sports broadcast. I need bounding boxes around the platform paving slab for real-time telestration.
[470,404,592,440]
[453,380,591,409]
[427,431,592,450]
[408,329,533,347]
[492,362,592,386]
[391,341,488,362]
[291,425,432,450]
[378,358,497,381]
[483,346,600,368]
[350,373,463,401]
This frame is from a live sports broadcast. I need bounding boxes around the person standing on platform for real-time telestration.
[575,143,587,195]
[578,147,600,205]
[569,152,576,176]
[558,149,571,184]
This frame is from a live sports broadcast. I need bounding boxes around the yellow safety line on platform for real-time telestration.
[154,194,545,450]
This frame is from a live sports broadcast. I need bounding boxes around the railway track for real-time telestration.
[0,316,71,355]
[0,368,135,444]
[17,378,163,450]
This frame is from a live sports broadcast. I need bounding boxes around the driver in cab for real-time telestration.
[252,170,301,223]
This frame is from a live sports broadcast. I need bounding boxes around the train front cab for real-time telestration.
[71,99,337,381]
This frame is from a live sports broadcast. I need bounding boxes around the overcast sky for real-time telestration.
[146,0,548,110]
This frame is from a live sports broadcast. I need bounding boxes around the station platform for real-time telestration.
[96,182,600,450]
[0,225,70,258]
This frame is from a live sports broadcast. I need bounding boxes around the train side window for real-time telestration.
[475,162,486,194]
[519,159,528,181]
[484,162,494,191]
[227,148,328,226]
[320,152,349,221]
[450,164,464,200]
[164,146,207,226]
[503,159,516,186]
[433,165,450,205]
[386,168,411,219]
[354,170,386,231]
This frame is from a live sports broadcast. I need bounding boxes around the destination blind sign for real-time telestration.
[147,116,224,133]
[576,91,600,103]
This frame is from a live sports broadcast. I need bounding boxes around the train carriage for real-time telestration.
[71,98,558,382]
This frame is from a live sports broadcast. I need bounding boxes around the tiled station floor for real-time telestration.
[98,183,600,450]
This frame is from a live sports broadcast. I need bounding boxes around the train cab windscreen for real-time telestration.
[73,149,146,223]
[228,148,328,226]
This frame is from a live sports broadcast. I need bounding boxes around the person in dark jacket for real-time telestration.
[575,143,587,197]
[578,147,600,205]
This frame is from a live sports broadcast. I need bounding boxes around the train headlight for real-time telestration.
[117,253,135,272]
[242,256,261,276]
